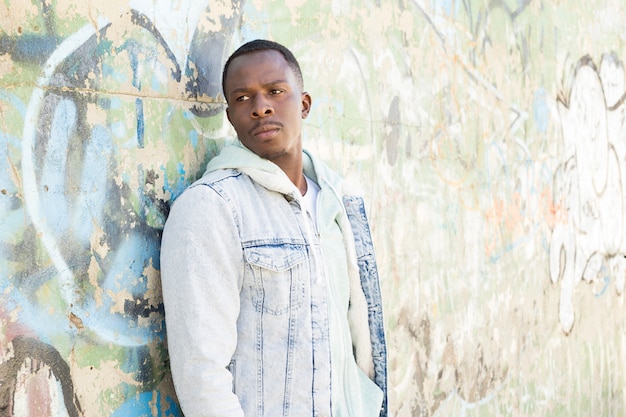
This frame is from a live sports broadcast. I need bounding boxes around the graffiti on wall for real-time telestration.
[551,53,626,334]
[0,336,81,416]
[369,1,626,416]
[1,0,626,416]
[0,0,242,414]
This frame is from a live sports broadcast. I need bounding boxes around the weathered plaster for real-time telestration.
[1,0,626,416]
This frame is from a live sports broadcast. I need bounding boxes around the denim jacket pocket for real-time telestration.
[244,243,308,315]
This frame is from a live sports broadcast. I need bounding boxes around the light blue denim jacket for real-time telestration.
[160,143,387,417]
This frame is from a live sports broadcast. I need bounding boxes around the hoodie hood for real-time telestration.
[204,141,344,199]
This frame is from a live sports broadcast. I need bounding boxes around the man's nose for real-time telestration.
[251,95,274,118]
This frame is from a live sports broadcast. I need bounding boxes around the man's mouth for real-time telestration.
[251,123,282,139]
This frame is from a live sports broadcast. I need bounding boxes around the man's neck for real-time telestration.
[271,154,306,195]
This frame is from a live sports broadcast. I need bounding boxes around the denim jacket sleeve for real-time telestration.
[343,195,388,417]
[160,183,245,417]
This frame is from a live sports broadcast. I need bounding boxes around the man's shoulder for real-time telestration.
[166,169,253,219]
[191,168,241,188]
[172,169,247,205]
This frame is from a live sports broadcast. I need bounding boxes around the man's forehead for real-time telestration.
[226,50,294,88]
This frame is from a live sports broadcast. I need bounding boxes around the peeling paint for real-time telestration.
[1,0,626,416]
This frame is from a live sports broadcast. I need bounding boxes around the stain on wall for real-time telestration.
[0,0,625,416]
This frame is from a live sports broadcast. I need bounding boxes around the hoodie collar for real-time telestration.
[204,141,343,199]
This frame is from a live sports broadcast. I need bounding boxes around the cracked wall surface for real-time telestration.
[1,0,625,416]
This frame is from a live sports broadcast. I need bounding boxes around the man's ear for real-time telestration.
[301,92,312,119]
[226,107,231,123]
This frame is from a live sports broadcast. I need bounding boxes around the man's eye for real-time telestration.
[271,89,283,95]
[236,95,249,102]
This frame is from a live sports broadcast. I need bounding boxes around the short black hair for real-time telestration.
[221,39,304,101]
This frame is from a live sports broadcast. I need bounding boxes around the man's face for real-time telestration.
[224,50,311,162]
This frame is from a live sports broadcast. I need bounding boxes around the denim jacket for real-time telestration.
[160,143,387,417]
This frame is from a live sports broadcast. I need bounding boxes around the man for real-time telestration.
[160,39,387,417]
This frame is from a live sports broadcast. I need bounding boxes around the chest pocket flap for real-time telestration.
[244,244,307,271]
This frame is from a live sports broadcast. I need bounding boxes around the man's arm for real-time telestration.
[160,184,244,417]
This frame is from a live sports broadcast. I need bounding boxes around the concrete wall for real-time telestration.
[0,0,624,415]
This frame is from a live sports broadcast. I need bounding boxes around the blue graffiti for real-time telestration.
[111,391,182,417]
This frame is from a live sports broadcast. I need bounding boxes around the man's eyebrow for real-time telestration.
[228,87,249,96]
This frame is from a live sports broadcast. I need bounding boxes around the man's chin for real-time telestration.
[255,147,288,161]
[262,151,288,161]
